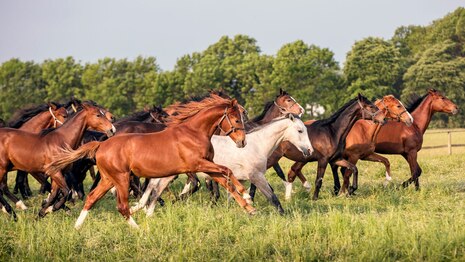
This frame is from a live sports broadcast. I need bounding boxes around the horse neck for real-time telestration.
[19,111,53,133]
[50,110,88,148]
[255,105,281,125]
[329,103,360,144]
[248,119,289,157]
[181,106,229,139]
[411,96,434,134]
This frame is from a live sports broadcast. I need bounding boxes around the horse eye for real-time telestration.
[397,105,401,108]
[298,130,303,133]
[235,120,240,123]
[96,114,101,118]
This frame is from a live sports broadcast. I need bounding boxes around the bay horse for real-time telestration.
[331,95,413,195]
[375,89,458,189]
[0,102,115,219]
[265,94,386,200]
[132,114,312,216]
[0,102,68,209]
[47,95,254,229]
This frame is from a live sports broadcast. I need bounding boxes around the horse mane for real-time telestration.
[405,93,428,113]
[39,127,55,137]
[116,110,151,123]
[8,102,62,128]
[167,94,232,126]
[313,97,362,126]
[250,101,274,123]
[246,116,289,134]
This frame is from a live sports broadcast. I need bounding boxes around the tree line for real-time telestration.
[1,8,464,127]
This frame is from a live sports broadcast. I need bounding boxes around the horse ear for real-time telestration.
[231,99,238,107]
[287,113,295,121]
[47,102,57,110]
[428,89,437,94]
[357,93,363,101]
[279,88,284,95]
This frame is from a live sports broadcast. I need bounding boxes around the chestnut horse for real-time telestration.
[47,95,254,229]
[1,103,68,208]
[332,95,413,195]
[375,89,458,189]
[0,102,115,219]
[265,94,386,200]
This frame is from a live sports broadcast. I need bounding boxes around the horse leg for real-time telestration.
[130,178,160,215]
[112,172,139,228]
[402,151,422,190]
[75,175,113,230]
[0,190,17,221]
[330,163,341,195]
[0,175,27,210]
[145,176,177,217]
[129,173,142,198]
[39,171,70,217]
[88,166,96,181]
[286,162,307,200]
[362,153,393,182]
[89,171,102,192]
[249,173,284,214]
[179,173,200,200]
[333,159,358,196]
[313,160,328,200]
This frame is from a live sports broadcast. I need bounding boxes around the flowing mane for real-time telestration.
[8,102,62,128]
[313,97,361,126]
[405,93,428,113]
[167,94,232,126]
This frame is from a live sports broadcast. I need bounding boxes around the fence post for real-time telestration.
[448,131,452,155]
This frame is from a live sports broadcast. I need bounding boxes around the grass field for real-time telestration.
[0,130,464,261]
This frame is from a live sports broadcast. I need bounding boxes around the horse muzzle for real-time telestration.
[106,125,116,137]
[236,139,247,148]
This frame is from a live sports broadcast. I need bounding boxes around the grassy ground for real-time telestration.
[0,130,464,261]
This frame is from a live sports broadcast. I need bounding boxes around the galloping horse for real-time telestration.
[0,103,68,209]
[375,89,458,189]
[0,102,115,219]
[47,95,254,229]
[332,95,413,194]
[266,94,386,200]
[132,114,313,216]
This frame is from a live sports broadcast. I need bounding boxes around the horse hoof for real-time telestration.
[15,201,28,210]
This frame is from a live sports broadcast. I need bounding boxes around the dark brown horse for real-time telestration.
[47,94,253,229]
[375,89,458,189]
[267,94,386,200]
[0,102,115,219]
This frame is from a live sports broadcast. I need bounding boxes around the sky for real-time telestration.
[0,0,463,70]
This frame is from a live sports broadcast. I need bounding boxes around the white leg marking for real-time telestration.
[285,181,293,200]
[1,206,7,214]
[385,171,392,181]
[75,210,89,230]
[303,181,312,192]
[45,206,54,214]
[15,200,28,210]
[243,192,253,205]
[110,187,116,196]
[180,182,191,195]
[72,190,78,200]
[127,216,139,229]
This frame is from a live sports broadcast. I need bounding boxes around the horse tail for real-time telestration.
[46,141,101,175]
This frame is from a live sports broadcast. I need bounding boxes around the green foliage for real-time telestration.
[344,37,403,99]
[0,59,45,120]
[42,56,84,101]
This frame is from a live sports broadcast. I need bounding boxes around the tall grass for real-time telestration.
[0,130,464,261]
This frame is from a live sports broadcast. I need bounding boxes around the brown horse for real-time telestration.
[0,102,115,219]
[1,103,68,207]
[267,94,386,200]
[375,89,458,189]
[47,94,254,229]
[332,95,414,194]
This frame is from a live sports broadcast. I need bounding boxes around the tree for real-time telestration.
[271,40,342,118]
[344,37,403,99]
[42,57,84,101]
[0,59,46,120]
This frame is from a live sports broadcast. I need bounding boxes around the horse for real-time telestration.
[47,94,253,229]
[0,119,5,127]
[132,113,312,216]
[0,102,68,209]
[182,88,305,201]
[0,102,115,219]
[330,95,414,195]
[374,89,458,190]
[265,94,386,200]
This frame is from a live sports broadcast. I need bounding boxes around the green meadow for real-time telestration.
[0,130,464,261]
